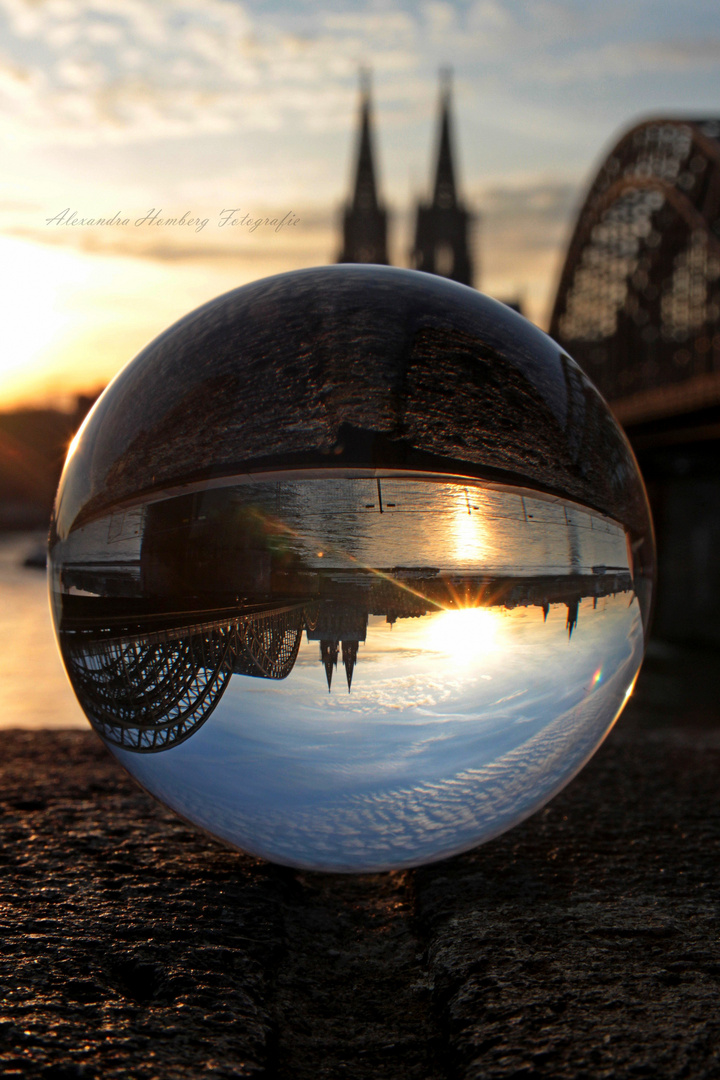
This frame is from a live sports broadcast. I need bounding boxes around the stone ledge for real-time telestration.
[1,643,719,1079]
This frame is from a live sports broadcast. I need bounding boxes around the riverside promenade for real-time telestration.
[1,640,718,1080]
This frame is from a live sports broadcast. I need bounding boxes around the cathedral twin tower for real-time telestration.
[337,71,475,288]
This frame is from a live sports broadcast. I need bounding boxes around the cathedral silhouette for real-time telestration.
[337,70,476,288]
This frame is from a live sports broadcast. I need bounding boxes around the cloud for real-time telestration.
[114,600,644,871]
[480,180,577,225]
[0,0,714,159]
[0,0,716,338]
[0,0,424,144]
[0,0,610,147]
[531,37,720,83]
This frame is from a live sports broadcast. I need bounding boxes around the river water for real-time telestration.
[0,532,86,728]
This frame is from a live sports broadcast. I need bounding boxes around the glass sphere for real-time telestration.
[48,266,654,872]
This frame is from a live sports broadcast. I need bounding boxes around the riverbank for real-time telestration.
[1,640,719,1079]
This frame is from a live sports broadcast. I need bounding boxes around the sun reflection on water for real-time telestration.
[449,488,489,566]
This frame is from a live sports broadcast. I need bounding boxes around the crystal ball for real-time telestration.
[49,266,654,872]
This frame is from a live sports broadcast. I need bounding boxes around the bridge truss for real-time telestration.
[63,607,305,753]
[550,119,720,428]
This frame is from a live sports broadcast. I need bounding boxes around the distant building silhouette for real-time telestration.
[0,391,101,531]
[336,69,476,287]
[411,71,475,287]
[337,70,389,266]
[306,601,368,692]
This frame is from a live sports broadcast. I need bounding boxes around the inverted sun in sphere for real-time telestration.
[48,266,654,872]
[424,607,499,666]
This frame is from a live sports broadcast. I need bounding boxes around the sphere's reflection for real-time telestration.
[48,266,653,871]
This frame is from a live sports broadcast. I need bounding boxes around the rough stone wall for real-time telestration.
[1,644,719,1079]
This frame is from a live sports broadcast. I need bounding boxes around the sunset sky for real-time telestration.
[1,0,719,409]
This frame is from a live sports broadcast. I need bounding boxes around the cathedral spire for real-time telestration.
[411,68,475,286]
[320,640,338,692]
[341,640,359,691]
[432,68,458,210]
[353,69,379,214]
[337,69,389,265]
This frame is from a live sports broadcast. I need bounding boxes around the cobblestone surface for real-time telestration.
[1,643,718,1079]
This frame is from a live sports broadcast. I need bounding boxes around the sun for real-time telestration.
[424,606,500,666]
[0,236,85,392]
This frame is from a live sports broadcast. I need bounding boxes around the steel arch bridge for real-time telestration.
[63,607,305,753]
[550,118,720,428]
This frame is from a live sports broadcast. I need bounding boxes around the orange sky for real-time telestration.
[0,0,717,409]
[0,203,569,409]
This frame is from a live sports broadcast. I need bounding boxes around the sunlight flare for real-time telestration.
[424,606,500,665]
